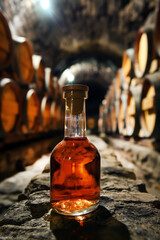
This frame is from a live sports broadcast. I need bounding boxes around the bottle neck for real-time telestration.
[64,98,86,138]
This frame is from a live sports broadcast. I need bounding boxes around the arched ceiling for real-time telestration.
[0,0,157,76]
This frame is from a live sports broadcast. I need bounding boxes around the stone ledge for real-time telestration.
[0,136,160,240]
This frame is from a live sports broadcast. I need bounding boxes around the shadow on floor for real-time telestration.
[50,206,130,240]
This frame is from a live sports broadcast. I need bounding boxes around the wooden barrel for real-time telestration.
[98,104,105,133]
[0,11,13,70]
[0,78,21,135]
[105,107,112,133]
[121,48,134,90]
[118,91,128,135]
[51,101,58,130]
[125,85,143,137]
[109,80,116,101]
[140,72,160,138]
[32,55,45,91]
[45,68,54,96]
[53,77,60,101]
[118,98,124,135]
[134,27,159,78]
[22,89,40,133]
[155,1,160,57]
[115,69,125,99]
[110,103,117,133]
[130,77,144,88]
[87,117,97,131]
[12,36,34,85]
[41,95,52,131]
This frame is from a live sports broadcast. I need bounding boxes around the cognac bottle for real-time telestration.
[50,84,100,216]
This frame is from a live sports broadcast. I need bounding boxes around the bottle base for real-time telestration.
[51,199,99,216]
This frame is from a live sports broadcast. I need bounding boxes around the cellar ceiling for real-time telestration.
[0,0,157,76]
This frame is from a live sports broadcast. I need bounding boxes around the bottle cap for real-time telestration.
[63,84,89,115]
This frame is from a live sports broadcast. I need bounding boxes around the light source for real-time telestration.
[65,69,75,83]
[40,0,50,10]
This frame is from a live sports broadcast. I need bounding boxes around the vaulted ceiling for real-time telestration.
[0,0,157,75]
[0,0,157,116]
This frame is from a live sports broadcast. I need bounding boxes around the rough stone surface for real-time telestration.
[26,190,51,218]
[108,137,160,199]
[24,173,50,196]
[0,200,32,226]
[0,0,157,72]
[0,225,56,240]
[0,135,160,240]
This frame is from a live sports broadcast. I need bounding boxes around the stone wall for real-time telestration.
[0,0,157,71]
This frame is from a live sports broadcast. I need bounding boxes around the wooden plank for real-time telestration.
[2,100,19,115]
[142,96,154,111]
[128,104,135,115]
[27,105,38,117]
[0,36,10,53]
[43,110,51,118]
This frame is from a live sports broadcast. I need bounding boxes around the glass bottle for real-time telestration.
[50,84,100,216]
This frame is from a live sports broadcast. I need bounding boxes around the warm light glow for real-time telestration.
[66,69,75,82]
[40,0,50,10]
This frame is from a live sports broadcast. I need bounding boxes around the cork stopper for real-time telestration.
[63,84,89,115]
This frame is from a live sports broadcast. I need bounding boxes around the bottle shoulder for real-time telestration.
[51,137,100,163]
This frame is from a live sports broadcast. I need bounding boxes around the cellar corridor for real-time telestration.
[0,0,160,239]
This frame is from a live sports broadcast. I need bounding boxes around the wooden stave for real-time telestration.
[140,71,160,139]
[134,26,158,79]
[117,98,124,135]
[110,103,117,133]
[122,48,134,78]
[118,91,129,136]
[155,0,160,58]
[20,88,40,134]
[50,101,59,131]
[0,78,22,136]
[32,55,46,92]
[126,85,143,137]
[0,11,13,70]
[45,68,54,97]
[12,36,34,85]
[115,69,123,99]
[40,95,52,131]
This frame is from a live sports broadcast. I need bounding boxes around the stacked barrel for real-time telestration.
[99,3,160,140]
[0,11,64,142]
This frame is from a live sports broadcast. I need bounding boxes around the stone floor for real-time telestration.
[0,135,160,240]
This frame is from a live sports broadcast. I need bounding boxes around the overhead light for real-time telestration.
[64,69,75,83]
[40,0,50,10]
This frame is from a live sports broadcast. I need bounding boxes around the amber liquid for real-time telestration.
[50,137,100,216]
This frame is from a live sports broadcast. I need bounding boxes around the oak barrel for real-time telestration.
[115,69,125,99]
[118,92,128,135]
[155,1,160,57]
[134,27,159,78]
[45,68,54,96]
[125,85,143,137]
[51,101,58,130]
[23,89,40,133]
[118,98,124,135]
[121,48,134,90]
[0,11,13,70]
[98,104,105,133]
[12,36,34,85]
[32,55,45,91]
[41,96,52,131]
[0,78,21,135]
[53,77,60,101]
[140,71,160,138]
[106,107,112,133]
[110,103,117,133]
